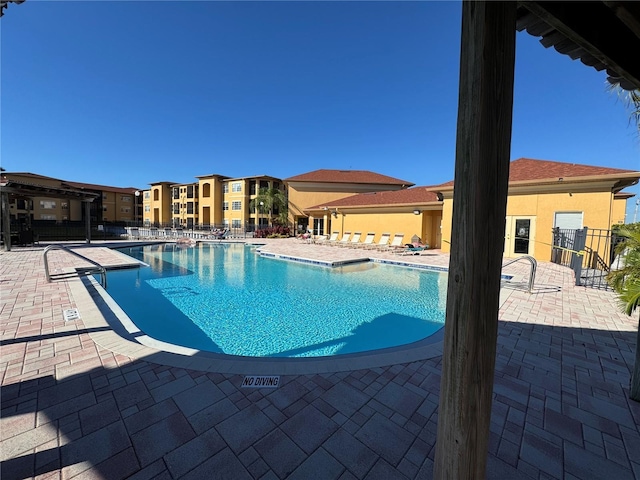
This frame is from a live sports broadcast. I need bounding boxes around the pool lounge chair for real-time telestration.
[366,232,391,250]
[380,233,405,252]
[318,232,339,245]
[340,231,361,247]
[353,232,375,248]
[332,231,351,246]
[396,243,430,255]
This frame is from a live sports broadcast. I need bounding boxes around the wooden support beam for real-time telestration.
[433,2,516,479]
[84,201,92,244]
[2,192,12,251]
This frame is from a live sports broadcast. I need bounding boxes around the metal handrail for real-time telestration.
[502,255,537,293]
[43,245,107,289]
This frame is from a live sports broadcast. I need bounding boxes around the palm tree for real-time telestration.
[606,224,640,400]
[608,85,640,138]
[249,187,287,228]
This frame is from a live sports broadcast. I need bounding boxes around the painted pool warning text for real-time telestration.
[241,376,280,388]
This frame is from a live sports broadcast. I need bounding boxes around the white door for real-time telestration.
[505,216,536,257]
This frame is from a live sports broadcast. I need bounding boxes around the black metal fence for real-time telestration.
[551,227,620,290]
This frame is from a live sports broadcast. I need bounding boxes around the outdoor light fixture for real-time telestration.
[413,209,421,215]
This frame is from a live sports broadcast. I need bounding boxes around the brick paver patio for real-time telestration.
[1,239,639,479]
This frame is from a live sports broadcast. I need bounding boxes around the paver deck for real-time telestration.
[1,239,639,479]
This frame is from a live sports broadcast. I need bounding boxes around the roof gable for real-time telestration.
[285,169,414,186]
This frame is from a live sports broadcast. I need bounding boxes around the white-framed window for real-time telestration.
[232,219,241,228]
[61,202,68,209]
[223,183,229,193]
[144,191,150,199]
[223,219,229,227]
[144,205,150,212]
[554,212,583,230]
[223,202,229,211]
[121,196,131,202]
[40,214,56,220]
[232,182,242,192]
[232,201,242,211]
[40,200,56,209]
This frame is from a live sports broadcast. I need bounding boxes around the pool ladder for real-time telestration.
[502,255,537,293]
[43,245,107,289]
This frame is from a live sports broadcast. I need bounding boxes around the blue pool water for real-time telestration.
[107,243,447,358]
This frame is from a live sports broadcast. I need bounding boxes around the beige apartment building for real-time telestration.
[3,172,141,224]
[141,175,284,231]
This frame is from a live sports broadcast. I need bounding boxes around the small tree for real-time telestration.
[607,224,640,401]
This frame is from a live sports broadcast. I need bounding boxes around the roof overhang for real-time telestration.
[516,1,640,90]
[0,179,100,202]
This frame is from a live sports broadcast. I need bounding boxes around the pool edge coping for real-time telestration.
[66,246,517,375]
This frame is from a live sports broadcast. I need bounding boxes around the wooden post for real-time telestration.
[84,201,91,244]
[1,192,11,251]
[434,2,516,479]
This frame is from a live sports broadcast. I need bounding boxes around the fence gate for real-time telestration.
[551,227,619,290]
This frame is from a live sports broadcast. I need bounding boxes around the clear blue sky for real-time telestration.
[2,1,639,221]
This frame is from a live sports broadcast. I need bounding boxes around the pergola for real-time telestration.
[0,178,100,251]
[435,2,640,478]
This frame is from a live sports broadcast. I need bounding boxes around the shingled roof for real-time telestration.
[285,169,413,187]
[309,186,440,210]
[432,158,640,191]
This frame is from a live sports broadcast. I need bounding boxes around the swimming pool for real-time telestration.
[107,243,447,358]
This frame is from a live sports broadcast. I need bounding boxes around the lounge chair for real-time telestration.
[333,231,351,246]
[366,232,391,250]
[353,232,375,248]
[396,243,430,255]
[211,228,229,240]
[340,232,361,247]
[380,233,405,252]
[319,232,340,245]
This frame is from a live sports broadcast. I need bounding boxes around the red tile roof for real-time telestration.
[508,158,638,181]
[310,187,440,209]
[432,158,639,190]
[285,169,413,186]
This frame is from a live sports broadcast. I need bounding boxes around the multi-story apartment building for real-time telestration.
[4,172,141,224]
[141,175,285,231]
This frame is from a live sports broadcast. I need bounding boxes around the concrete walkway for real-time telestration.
[1,239,639,479]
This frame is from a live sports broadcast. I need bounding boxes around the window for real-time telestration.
[260,180,269,189]
[173,203,180,214]
[144,205,150,212]
[61,202,68,210]
[187,202,194,214]
[232,182,242,192]
[121,207,130,213]
[223,202,229,211]
[223,183,229,193]
[232,201,241,211]
[273,181,280,190]
[40,200,56,209]
[102,193,108,200]
[232,219,241,228]
[40,214,56,220]
[223,219,229,227]
[249,181,257,195]
[121,196,131,202]
[173,188,180,199]
[187,185,194,198]
[144,191,150,199]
